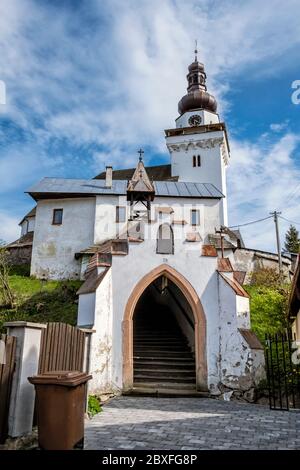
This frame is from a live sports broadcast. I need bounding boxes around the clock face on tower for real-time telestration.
[188,114,202,126]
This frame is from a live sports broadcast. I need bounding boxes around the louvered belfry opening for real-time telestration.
[133,276,196,394]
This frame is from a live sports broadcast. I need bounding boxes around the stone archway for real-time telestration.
[122,264,207,391]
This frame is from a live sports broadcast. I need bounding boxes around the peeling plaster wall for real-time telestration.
[86,269,114,394]
[236,296,251,329]
[31,198,96,279]
[218,275,265,393]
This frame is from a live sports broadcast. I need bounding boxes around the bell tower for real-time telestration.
[165,47,230,225]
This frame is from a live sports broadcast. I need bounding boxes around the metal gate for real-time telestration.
[265,330,300,410]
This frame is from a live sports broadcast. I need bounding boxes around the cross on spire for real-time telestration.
[137,148,144,161]
[194,39,198,62]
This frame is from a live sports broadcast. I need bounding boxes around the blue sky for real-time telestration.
[0,0,300,251]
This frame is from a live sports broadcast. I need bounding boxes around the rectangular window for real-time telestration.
[52,208,63,225]
[191,209,200,226]
[116,206,126,223]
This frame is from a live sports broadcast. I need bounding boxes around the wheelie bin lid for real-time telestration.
[28,370,92,387]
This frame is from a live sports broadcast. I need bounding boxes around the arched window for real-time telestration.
[156,224,174,254]
[192,155,196,167]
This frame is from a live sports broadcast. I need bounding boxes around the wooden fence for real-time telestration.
[0,334,16,443]
[38,323,86,373]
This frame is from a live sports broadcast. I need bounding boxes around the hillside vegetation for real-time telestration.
[0,265,81,333]
[244,268,290,343]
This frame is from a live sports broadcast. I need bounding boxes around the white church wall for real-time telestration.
[107,235,221,391]
[92,195,222,245]
[94,195,128,243]
[31,198,96,279]
[87,269,115,394]
[167,129,226,187]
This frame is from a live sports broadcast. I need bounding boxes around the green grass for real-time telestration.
[0,265,82,333]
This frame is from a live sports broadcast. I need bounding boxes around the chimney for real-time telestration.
[105,166,113,188]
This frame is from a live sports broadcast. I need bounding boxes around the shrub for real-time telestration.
[88,395,102,417]
[250,267,281,287]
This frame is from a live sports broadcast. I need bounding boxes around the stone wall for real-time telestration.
[7,245,32,265]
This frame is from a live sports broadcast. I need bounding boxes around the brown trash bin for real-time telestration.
[28,371,92,450]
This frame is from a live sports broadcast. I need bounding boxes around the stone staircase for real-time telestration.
[131,310,204,397]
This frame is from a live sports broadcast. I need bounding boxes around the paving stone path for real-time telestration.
[85,396,300,450]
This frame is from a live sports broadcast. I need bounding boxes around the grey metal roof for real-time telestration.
[27,177,224,199]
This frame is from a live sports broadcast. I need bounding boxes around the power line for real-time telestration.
[229,215,273,229]
[279,215,300,226]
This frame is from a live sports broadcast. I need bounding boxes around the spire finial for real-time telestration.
[137,148,144,162]
[194,39,198,62]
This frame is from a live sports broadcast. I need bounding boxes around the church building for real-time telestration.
[22,52,265,398]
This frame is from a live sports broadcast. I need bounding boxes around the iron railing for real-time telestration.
[265,330,300,411]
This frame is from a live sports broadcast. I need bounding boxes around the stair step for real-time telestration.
[134,351,193,357]
[134,357,195,363]
[133,381,196,390]
[134,339,186,343]
[134,361,195,369]
[133,343,190,351]
[134,367,195,374]
[124,387,208,398]
[134,375,196,383]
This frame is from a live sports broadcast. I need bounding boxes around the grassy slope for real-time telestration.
[0,266,82,333]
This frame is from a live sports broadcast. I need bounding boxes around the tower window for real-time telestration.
[190,210,200,226]
[192,155,201,167]
[52,209,63,225]
[116,206,126,223]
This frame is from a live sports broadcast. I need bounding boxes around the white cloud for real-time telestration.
[270,121,289,133]
[0,211,20,244]
[228,132,300,251]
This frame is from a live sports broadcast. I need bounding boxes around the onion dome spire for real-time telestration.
[178,46,217,115]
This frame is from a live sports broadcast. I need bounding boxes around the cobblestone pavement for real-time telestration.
[84,396,300,450]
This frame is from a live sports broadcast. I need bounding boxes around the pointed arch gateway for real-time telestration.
[122,264,207,391]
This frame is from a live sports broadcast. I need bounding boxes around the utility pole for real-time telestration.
[270,211,282,278]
